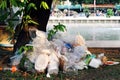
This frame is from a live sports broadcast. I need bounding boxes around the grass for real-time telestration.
[0,48,120,80]
[0,64,120,80]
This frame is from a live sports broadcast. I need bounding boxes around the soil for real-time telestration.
[0,47,120,80]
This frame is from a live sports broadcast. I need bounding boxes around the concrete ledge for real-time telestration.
[86,41,120,48]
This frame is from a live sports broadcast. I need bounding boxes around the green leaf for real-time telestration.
[0,12,9,22]
[11,10,23,19]
[47,23,67,40]
[40,1,49,9]
[54,25,59,31]
[59,27,65,32]
[0,1,7,10]
[26,15,31,19]
[28,20,39,25]
[10,0,18,7]
[27,3,37,12]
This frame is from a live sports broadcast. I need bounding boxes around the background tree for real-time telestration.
[0,0,53,54]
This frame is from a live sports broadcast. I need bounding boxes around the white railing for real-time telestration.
[47,18,120,48]
[48,16,120,24]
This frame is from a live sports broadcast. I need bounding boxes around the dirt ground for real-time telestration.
[0,47,120,80]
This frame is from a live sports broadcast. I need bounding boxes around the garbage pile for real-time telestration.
[10,30,119,77]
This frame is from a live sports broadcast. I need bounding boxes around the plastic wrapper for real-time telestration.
[63,45,87,72]
[10,51,24,66]
[74,34,86,47]
[24,59,35,72]
[89,58,102,68]
[32,30,50,48]
[60,35,76,45]
[73,46,86,62]
[59,55,68,71]
[74,61,88,70]
[59,34,86,47]
[26,51,36,63]
[48,52,59,75]
[35,54,49,73]
[52,39,64,52]
[27,30,51,63]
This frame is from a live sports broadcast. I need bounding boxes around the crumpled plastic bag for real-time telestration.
[10,51,24,66]
[59,34,86,47]
[47,51,59,75]
[27,30,51,63]
[32,30,50,48]
[74,61,88,70]
[72,46,87,62]
[35,54,49,73]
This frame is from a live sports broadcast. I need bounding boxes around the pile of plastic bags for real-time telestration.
[10,29,119,77]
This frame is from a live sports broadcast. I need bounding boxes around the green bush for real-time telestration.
[106,9,114,17]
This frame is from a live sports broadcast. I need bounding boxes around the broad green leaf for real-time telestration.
[27,3,37,12]
[0,1,7,10]
[40,1,49,9]
[23,15,31,20]
[59,26,65,32]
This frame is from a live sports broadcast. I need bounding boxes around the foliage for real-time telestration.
[83,6,90,17]
[69,0,120,4]
[47,23,67,40]
[106,9,114,17]
[40,1,49,9]
[17,46,33,55]
[19,55,29,70]
[1,64,120,79]
[0,0,49,40]
[83,6,89,13]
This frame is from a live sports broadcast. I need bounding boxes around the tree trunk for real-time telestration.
[29,0,53,32]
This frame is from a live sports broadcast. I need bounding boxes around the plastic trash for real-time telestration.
[84,54,96,65]
[104,61,119,65]
[89,58,102,68]
[74,61,88,70]
[10,51,24,66]
[0,66,17,73]
[97,53,105,59]
[46,73,50,78]
[47,52,59,75]
[35,54,49,73]
[73,46,86,62]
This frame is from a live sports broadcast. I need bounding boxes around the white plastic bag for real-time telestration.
[47,52,59,75]
[73,46,86,62]
[35,54,49,72]
[89,58,102,68]
[10,51,24,66]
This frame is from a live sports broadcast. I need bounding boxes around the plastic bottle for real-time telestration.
[0,66,17,73]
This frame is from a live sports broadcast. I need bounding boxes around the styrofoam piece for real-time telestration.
[47,53,59,74]
[89,58,102,68]
[35,54,49,72]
